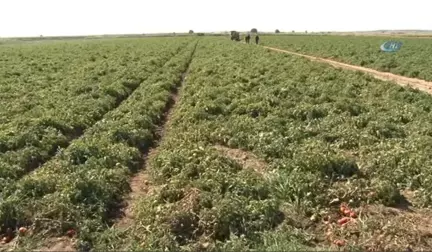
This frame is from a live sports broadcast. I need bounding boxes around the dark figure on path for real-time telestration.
[245,33,251,44]
[255,35,260,44]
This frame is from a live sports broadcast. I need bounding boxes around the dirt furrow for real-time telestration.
[263,46,432,95]
[115,43,198,229]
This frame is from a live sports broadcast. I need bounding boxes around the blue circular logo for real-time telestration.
[380,41,403,52]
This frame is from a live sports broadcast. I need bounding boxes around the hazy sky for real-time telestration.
[1,0,431,37]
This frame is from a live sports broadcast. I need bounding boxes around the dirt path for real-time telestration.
[263,46,432,95]
[115,44,197,230]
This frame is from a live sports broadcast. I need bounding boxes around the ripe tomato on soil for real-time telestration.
[18,227,27,235]
[337,217,351,225]
[333,239,346,247]
[349,211,357,218]
[1,236,12,244]
[66,229,76,237]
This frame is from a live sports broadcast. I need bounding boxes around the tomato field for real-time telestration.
[1,36,432,251]
[262,35,432,81]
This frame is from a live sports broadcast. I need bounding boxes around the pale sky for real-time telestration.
[0,0,431,37]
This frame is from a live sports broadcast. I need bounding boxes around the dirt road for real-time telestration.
[263,46,432,95]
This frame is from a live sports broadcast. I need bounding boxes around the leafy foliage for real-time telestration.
[0,38,197,245]
[2,36,432,251]
[0,38,192,190]
[262,35,432,81]
[94,38,432,251]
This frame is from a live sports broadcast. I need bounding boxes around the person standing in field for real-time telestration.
[255,34,260,44]
[245,33,251,44]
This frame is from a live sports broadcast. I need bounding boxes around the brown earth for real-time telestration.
[319,201,432,251]
[38,238,76,252]
[213,145,268,176]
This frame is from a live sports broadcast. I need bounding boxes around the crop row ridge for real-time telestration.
[113,41,198,230]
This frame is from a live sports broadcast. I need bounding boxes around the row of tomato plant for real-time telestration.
[91,37,432,251]
[0,38,193,191]
[0,40,198,249]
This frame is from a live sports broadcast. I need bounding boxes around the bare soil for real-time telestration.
[264,46,432,95]
[38,238,76,252]
[213,145,268,175]
[308,189,432,251]
[331,204,432,251]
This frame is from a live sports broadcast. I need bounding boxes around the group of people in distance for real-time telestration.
[245,33,259,44]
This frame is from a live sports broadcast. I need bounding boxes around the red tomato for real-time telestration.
[1,236,12,244]
[337,217,351,225]
[343,209,352,216]
[19,227,27,235]
[334,239,346,246]
[66,229,76,237]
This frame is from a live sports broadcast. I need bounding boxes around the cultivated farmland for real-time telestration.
[1,36,432,251]
[0,37,194,191]
[262,35,432,81]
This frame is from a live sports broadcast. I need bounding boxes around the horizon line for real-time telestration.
[2,29,432,39]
